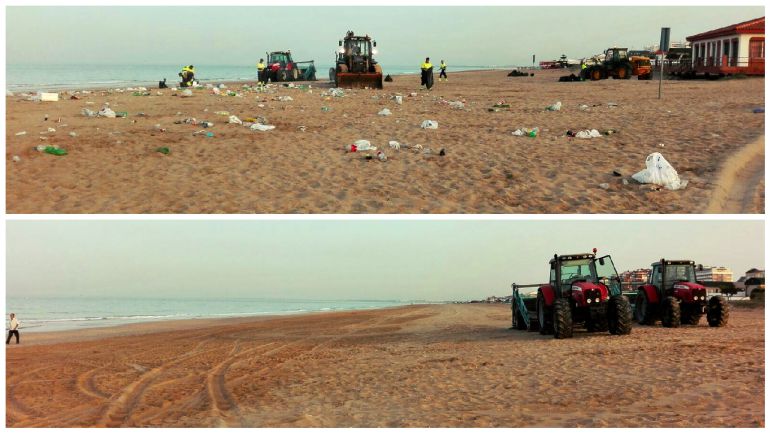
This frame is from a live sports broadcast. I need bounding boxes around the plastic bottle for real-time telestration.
[377,151,387,161]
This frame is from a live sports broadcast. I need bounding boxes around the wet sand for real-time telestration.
[6,303,764,427]
[5,70,765,214]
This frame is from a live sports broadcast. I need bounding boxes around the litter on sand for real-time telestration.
[512,127,539,137]
[546,101,562,111]
[388,140,401,150]
[420,120,438,129]
[228,115,243,124]
[631,152,688,190]
[567,129,602,139]
[346,140,377,153]
[250,123,275,131]
[378,108,392,116]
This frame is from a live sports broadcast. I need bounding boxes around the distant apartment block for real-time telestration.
[620,268,650,283]
[696,266,733,282]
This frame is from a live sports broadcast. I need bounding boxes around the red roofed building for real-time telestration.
[686,16,764,76]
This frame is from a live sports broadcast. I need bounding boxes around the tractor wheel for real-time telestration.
[552,298,573,339]
[616,65,631,79]
[706,296,729,327]
[661,296,681,328]
[279,70,289,81]
[537,291,553,335]
[608,295,633,335]
[634,289,654,325]
[681,305,702,325]
[328,67,336,82]
[591,68,603,81]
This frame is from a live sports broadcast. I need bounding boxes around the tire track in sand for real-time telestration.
[705,135,764,213]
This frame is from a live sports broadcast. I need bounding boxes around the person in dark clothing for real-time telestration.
[420,57,434,90]
[6,313,19,345]
[439,60,447,81]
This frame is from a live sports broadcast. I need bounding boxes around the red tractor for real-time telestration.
[634,259,729,328]
[512,250,633,339]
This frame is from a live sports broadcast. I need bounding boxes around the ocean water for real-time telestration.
[6,63,510,92]
[5,296,410,333]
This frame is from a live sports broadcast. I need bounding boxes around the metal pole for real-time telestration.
[658,55,664,99]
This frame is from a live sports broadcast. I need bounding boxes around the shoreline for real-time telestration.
[6,67,513,93]
[6,303,424,345]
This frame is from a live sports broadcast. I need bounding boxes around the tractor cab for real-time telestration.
[649,259,702,294]
[268,51,292,67]
[550,252,622,299]
[605,48,629,63]
[337,31,378,74]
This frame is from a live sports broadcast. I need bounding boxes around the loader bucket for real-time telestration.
[335,73,383,89]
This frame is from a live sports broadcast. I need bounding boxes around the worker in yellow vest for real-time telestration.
[580,61,587,81]
[439,60,448,81]
[420,57,434,89]
[179,65,195,88]
[257,58,267,84]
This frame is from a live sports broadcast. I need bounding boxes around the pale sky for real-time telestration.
[6,6,765,66]
[6,220,764,301]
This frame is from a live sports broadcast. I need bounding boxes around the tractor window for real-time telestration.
[651,266,662,286]
[549,265,556,285]
[559,259,596,286]
[346,39,370,56]
[663,264,696,287]
[271,53,289,64]
[596,256,621,295]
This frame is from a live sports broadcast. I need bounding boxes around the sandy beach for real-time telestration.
[5,70,764,214]
[6,303,764,427]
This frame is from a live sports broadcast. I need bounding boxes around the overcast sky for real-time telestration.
[6,6,764,66]
[6,220,764,301]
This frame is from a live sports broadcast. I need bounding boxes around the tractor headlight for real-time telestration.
[587,299,592,304]
[595,298,600,303]
[338,48,345,54]
[373,49,378,55]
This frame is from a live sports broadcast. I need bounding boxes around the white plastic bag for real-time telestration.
[421,120,438,129]
[546,101,562,111]
[388,140,401,150]
[575,129,601,139]
[228,115,242,124]
[180,89,193,97]
[250,123,275,131]
[632,152,688,190]
[378,108,392,116]
[449,101,465,109]
[353,139,376,151]
[97,107,116,118]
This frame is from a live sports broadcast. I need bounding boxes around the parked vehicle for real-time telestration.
[511,250,633,339]
[329,31,383,89]
[634,259,728,327]
[265,51,316,82]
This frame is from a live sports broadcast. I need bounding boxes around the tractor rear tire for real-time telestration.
[608,295,633,335]
[591,68,603,81]
[618,65,631,79]
[537,291,553,335]
[634,289,655,325]
[707,296,729,327]
[661,296,681,328]
[552,298,573,339]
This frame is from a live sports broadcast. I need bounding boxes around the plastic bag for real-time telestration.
[632,152,688,190]
[421,120,438,129]
[449,101,465,109]
[378,108,392,116]
[575,129,601,139]
[388,140,401,150]
[97,107,116,118]
[250,123,275,131]
[228,115,242,124]
[546,101,562,111]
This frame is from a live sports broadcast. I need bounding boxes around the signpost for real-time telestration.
[658,27,670,99]
[532,54,536,68]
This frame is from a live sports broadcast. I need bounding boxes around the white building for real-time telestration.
[696,266,734,282]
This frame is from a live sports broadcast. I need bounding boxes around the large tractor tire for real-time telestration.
[552,298,573,339]
[681,305,702,325]
[634,289,655,325]
[661,296,681,328]
[537,291,553,335]
[615,65,631,79]
[278,70,289,81]
[328,67,336,82]
[590,68,603,81]
[706,296,729,327]
[608,295,633,335]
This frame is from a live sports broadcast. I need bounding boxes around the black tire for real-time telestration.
[681,305,702,325]
[328,67,336,82]
[552,298,573,339]
[634,289,654,325]
[661,296,681,328]
[537,291,553,335]
[608,295,633,335]
[706,296,729,327]
[279,70,288,81]
[591,68,603,81]
[622,65,632,79]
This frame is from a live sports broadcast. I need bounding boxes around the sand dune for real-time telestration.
[6,304,764,427]
[5,70,765,214]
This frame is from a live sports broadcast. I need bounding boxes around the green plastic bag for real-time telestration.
[44,146,67,156]
[156,147,170,155]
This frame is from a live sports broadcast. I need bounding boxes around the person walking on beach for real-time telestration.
[6,313,20,345]
[257,58,267,84]
[439,60,448,81]
[420,57,434,90]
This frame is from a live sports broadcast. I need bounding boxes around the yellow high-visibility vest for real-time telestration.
[421,62,433,70]
[440,62,447,69]
[257,63,265,71]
